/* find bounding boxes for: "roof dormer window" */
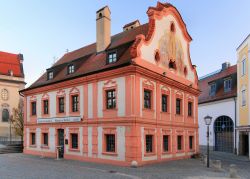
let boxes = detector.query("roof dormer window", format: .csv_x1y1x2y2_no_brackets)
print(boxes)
68,64,75,74
107,52,117,64
47,71,53,80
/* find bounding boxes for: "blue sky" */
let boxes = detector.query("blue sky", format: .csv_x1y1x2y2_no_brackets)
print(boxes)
1,1,250,86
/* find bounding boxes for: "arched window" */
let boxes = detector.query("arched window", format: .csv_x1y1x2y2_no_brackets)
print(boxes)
99,13,103,18
2,109,9,122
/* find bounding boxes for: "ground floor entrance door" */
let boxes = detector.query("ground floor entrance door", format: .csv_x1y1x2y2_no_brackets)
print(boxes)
239,132,249,156
214,116,234,153
57,129,64,158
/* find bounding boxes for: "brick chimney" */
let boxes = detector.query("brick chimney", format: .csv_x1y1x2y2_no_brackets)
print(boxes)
96,6,111,53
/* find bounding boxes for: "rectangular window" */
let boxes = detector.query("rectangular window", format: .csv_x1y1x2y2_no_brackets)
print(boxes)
242,90,246,106
163,135,169,152
162,94,168,112
224,78,232,92
72,95,79,112
209,83,216,96
43,133,48,146
189,136,194,150
176,98,181,115
177,135,182,150
71,133,78,149
31,133,36,145
31,102,36,116
145,135,153,153
106,134,115,152
43,100,49,115
68,64,75,74
58,97,65,113
48,71,53,80
188,102,192,116
107,52,117,64
144,90,151,109
106,90,116,109
242,59,246,76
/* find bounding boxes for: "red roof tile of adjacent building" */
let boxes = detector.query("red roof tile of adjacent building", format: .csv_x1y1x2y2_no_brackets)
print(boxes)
198,65,237,104
0,51,24,77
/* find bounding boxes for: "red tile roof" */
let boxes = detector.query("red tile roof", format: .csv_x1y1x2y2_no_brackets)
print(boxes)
0,51,24,77
27,23,149,90
198,65,237,104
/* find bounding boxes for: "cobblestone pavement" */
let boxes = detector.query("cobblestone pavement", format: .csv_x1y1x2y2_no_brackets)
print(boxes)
0,152,248,179
200,149,250,179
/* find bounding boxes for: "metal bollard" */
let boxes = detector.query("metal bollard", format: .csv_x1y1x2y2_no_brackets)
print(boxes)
229,164,239,178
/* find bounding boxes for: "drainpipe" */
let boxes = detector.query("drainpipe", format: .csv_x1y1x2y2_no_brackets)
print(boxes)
234,97,237,154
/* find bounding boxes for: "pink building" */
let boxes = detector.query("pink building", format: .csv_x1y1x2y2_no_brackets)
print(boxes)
20,2,200,166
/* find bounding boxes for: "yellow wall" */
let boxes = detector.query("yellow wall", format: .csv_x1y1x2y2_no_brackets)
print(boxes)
238,44,249,126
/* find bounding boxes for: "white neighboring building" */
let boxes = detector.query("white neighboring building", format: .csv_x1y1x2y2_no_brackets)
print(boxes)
198,63,237,153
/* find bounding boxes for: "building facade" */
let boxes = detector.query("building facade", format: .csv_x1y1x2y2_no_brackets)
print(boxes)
0,51,25,140
236,34,250,159
21,2,199,166
198,63,237,153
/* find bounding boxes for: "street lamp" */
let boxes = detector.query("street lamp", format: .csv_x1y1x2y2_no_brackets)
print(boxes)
204,115,212,168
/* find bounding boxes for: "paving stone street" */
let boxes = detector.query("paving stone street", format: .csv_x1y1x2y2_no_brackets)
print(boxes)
0,151,249,179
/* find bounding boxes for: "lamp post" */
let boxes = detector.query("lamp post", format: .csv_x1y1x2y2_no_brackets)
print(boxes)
204,115,212,168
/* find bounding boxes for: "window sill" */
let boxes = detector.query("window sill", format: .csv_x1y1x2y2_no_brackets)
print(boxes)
103,108,118,112
187,116,194,119
143,108,155,112
102,152,118,156
176,150,184,153
68,148,80,152
162,151,171,155
29,145,37,148
41,145,49,149
41,114,50,118
175,114,183,117
144,152,156,157
69,112,80,116
56,112,66,116
160,111,170,114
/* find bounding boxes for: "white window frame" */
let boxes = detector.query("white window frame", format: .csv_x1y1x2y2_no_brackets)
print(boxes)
68,65,75,74
224,78,232,92
242,89,246,106
209,83,216,96
48,71,53,80
242,59,246,76
107,52,117,64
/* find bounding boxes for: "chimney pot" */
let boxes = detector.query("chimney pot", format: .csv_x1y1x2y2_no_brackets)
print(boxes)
222,62,231,71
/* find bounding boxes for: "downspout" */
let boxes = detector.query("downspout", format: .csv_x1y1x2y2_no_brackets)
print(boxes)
234,97,237,154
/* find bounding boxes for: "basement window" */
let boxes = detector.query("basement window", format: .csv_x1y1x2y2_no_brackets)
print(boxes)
107,52,117,64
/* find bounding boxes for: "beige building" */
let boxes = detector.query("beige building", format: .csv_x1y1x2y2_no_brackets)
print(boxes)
0,51,25,141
